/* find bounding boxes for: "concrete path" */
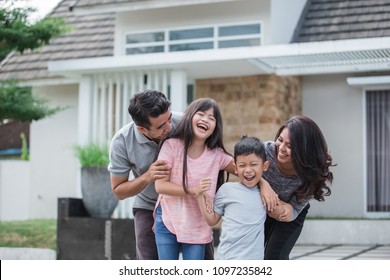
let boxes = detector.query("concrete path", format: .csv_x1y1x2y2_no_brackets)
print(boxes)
1,244,390,260
0,247,56,260
290,244,390,260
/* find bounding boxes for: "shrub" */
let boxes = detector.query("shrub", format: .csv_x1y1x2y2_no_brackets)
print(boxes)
74,143,109,167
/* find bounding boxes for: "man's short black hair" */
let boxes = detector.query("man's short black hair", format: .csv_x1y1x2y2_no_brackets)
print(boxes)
128,89,171,129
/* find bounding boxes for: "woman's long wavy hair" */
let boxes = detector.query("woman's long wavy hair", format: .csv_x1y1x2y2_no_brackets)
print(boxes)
275,115,335,202
170,98,230,194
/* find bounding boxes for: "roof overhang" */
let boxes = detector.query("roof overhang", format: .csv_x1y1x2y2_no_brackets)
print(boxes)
347,75,390,89
71,0,238,16
48,37,390,79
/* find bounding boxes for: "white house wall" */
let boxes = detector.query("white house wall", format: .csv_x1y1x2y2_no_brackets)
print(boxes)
114,0,271,55
0,161,30,220
302,74,364,218
29,85,79,219
270,0,307,44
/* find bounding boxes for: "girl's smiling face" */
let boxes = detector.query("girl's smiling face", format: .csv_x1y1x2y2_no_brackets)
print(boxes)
192,108,216,141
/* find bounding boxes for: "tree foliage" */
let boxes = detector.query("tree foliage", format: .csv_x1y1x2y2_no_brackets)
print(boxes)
0,80,64,122
0,1,69,123
0,0,68,61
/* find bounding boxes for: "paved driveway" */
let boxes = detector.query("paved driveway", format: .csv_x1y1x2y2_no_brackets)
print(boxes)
291,244,390,260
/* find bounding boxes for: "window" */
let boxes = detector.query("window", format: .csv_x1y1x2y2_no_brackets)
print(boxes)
125,22,262,55
366,90,390,212
125,31,165,55
218,23,261,48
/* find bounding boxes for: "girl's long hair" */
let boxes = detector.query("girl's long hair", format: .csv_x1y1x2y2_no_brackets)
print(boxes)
171,98,230,194
275,115,335,202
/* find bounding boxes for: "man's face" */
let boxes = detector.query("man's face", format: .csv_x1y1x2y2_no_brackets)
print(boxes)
138,111,173,142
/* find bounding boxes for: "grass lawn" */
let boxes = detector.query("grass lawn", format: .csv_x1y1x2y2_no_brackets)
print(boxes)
0,219,56,250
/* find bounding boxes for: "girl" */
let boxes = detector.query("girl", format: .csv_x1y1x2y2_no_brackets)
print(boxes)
154,97,235,260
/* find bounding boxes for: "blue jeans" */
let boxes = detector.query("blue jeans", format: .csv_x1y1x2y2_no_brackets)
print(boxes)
154,205,205,260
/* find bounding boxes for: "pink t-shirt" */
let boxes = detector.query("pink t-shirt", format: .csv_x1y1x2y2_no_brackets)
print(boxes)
156,138,233,244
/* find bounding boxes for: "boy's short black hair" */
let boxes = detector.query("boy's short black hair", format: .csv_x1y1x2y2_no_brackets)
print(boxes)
234,136,266,162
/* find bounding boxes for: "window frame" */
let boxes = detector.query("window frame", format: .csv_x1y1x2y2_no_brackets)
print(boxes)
124,21,262,55
364,89,390,218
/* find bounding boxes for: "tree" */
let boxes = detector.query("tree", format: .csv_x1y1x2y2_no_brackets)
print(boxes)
0,0,69,123
0,0,68,61
0,80,64,122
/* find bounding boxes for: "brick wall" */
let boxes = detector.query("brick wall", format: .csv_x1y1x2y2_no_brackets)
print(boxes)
196,74,301,154
0,120,30,150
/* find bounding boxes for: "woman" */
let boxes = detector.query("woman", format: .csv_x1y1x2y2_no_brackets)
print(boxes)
261,115,334,260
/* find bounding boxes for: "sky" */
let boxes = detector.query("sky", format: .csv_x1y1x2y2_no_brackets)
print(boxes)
12,0,62,22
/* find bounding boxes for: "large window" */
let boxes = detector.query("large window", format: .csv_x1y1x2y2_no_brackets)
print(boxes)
125,22,262,55
366,90,390,212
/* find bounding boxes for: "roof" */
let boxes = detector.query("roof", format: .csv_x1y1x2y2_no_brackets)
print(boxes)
75,0,150,7
1,0,390,81
292,0,390,42
71,0,237,16
0,0,115,81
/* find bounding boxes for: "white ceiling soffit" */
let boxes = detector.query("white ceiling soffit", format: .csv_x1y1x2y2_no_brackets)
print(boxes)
253,49,390,76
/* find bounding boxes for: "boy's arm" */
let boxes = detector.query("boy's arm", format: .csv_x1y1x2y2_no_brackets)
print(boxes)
196,193,221,226
267,201,293,222
258,178,279,211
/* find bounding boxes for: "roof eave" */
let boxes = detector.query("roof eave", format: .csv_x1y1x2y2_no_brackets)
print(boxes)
71,0,238,16
48,37,390,78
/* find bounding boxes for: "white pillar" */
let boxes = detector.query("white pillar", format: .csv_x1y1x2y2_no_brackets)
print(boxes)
170,70,187,112
78,76,93,145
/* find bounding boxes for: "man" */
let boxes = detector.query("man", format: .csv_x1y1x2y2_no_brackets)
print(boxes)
108,89,180,260
109,89,215,260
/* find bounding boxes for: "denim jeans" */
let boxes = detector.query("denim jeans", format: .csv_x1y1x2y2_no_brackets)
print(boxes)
154,205,205,260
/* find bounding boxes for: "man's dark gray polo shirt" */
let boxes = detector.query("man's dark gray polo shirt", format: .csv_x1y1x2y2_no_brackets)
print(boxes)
108,112,182,211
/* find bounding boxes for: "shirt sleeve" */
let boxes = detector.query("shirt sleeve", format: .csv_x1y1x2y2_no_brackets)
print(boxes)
157,139,175,167
108,134,132,177
219,148,234,170
288,194,311,220
213,185,226,216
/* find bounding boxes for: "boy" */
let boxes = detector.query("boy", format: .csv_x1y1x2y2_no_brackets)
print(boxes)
196,136,270,260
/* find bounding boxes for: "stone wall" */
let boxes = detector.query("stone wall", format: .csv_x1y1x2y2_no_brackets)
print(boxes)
196,74,302,154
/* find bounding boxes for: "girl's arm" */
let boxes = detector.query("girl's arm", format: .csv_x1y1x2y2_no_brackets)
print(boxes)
193,178,221,226
196,192,221,226
155,170,188,196
224,159,236,174
267,201,293,222
155,173,212,196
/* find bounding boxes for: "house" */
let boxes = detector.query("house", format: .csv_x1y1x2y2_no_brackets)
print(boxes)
1,0,389,238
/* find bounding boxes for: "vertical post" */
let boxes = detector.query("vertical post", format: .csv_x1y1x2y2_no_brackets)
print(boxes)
78,76,93,145
170,70,187,112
